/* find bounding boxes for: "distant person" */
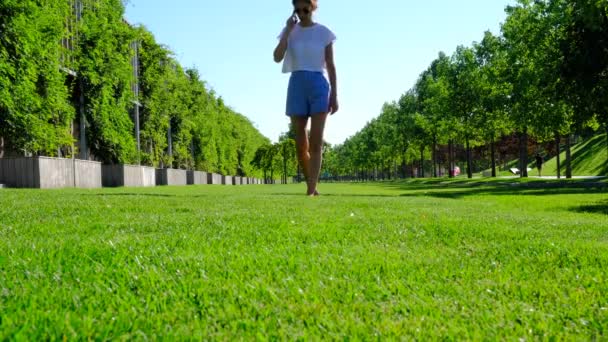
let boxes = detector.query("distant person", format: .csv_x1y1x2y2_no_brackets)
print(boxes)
535,153,543,177
273,0,339,196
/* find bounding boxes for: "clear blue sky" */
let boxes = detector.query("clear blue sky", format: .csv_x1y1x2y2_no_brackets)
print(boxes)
124,0,515,145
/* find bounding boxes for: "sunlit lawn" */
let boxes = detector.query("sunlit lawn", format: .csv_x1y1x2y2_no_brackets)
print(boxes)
1,179,607,339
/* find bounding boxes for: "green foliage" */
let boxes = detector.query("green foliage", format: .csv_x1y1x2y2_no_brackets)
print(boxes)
560,0,608,130
278,137,297,183
77,0,137,163
0,0,75,156
416,52,453,145
252,131,298,183
251,142,283,182
0,2,269,176
136,28,268,174
332,0,608,179
136,27,173,166
472,32,512,141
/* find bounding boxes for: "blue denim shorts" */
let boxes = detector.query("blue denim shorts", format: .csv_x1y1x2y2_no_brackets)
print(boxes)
286,71,330,117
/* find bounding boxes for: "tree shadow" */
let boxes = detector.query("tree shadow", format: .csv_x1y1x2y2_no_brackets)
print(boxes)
487,134,607,176
381,177,606,191
272,192,401,198
571,134,607,175
377,179,508,192
592,163,608,176
399,186,607,199
274,180,608,200
570,200,608,215
87,193,176,198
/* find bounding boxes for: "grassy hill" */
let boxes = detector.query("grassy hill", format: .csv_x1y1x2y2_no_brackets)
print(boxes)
480,134,607,177
542,134,607,176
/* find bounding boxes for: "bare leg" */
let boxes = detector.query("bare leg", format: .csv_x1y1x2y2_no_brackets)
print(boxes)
291,116,311,186
307,112,329,196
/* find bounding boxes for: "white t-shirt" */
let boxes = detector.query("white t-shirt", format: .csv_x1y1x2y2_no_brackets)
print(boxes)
278,23,336,74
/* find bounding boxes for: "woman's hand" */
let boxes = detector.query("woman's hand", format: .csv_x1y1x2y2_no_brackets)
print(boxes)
274,13,297,63
285,13,297,33
329,94,339,114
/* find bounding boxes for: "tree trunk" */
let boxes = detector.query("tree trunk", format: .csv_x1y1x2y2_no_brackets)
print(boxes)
519,130,529,178
605,124,608,168
555,132,561,179
394,160,398,180
490,135,497,178
432,135,437,178
420,146,425,178
297,164,301,183
466,137,473,179
79,80,88,160
565,134,572,179
167,120,173,167
448,139,454,178
402,147,408,178
283,146,287,184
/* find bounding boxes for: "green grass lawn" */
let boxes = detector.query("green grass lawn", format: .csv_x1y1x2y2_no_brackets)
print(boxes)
1,181,607,339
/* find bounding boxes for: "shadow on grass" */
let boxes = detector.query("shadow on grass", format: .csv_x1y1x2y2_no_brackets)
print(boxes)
570,200,608,215
570,134,608,175
367,177,606,199
273,181,607,200
399,187,607,199
273,192,401,198
89,193,176,198
381,177,605,189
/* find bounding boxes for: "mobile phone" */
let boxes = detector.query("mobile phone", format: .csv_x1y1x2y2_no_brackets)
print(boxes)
292,10,299,23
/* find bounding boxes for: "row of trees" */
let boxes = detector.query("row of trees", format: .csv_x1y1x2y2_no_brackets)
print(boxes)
327,0,608,179
0,0,269,177
251,132,298,184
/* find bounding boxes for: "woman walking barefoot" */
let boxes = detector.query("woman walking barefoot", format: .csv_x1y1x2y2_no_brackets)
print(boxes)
273,0,339,196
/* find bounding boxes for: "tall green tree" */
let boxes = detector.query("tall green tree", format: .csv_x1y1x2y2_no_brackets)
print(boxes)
503,2,538,178
560,0,608,168
473,32,513,177
415,53,452,178
277,137,297,184
77,0,137,163
448,46,483,178
0,1,74,156
396,92,420,177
